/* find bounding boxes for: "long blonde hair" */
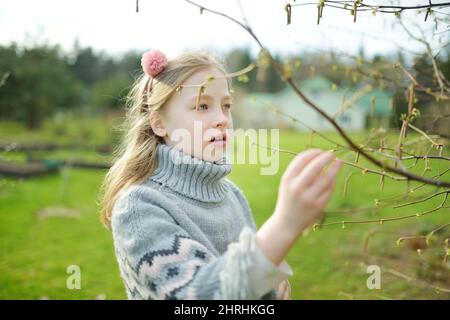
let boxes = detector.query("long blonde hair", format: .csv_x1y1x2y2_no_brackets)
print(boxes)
99,50,232,229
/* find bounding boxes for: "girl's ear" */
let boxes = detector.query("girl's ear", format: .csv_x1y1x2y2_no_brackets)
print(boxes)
150,114,167,138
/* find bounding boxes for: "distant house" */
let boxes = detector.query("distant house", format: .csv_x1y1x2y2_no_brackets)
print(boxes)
240,76,393,132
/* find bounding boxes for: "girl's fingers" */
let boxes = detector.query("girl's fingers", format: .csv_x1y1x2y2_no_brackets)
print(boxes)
315,180,335,205
278,279,287,291
282,149,323,181
284,280,291,300
284,290,291,300
307,159,343,197
276,280,288,300
293,151,335,187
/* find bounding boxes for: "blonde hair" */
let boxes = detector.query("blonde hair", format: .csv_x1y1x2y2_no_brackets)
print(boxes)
99,50,232,229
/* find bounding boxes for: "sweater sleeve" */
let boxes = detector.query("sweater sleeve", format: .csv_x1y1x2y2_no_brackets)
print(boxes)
225,178,294,286
111,186,293,300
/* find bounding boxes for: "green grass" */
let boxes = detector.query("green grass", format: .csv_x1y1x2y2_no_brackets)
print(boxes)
0,125,449,299
0,169,125,299
0,115,121,146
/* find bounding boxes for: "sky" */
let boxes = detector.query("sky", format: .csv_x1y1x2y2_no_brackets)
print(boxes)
0,0,449,61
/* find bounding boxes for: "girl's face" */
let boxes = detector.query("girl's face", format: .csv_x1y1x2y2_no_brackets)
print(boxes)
153,66,233,162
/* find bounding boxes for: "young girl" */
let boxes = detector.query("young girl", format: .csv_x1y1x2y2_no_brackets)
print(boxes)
100,49,343,300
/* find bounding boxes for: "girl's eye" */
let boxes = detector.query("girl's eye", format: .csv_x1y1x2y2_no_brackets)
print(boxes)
196,103,208,110
223,103,232,110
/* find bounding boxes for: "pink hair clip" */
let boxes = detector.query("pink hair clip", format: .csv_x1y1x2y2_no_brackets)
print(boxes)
141,49,168,77
141,50,168,103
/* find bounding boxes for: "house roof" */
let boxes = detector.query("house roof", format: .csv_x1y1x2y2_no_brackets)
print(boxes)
299,75,334,92
357,89,392,116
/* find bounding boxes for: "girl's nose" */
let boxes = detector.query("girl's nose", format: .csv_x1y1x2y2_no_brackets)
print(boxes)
212,108,229,128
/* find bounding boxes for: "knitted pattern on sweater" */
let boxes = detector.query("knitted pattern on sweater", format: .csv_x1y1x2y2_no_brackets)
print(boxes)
111,143,293,299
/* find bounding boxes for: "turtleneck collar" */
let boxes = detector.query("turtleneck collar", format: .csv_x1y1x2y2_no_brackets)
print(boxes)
148,143,232,203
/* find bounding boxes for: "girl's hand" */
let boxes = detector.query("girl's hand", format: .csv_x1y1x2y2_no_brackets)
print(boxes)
273,149,343,236
276,279,291,300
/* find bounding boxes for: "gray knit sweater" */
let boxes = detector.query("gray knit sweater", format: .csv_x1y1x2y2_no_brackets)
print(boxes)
111,143,293,300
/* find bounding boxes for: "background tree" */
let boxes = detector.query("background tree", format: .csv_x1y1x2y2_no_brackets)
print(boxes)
0,43,83,129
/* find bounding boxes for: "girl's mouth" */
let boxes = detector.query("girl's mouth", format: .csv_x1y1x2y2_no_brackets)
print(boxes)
209,133,227,147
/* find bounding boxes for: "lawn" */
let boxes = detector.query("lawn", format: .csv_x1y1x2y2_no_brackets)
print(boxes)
0,122,449,299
